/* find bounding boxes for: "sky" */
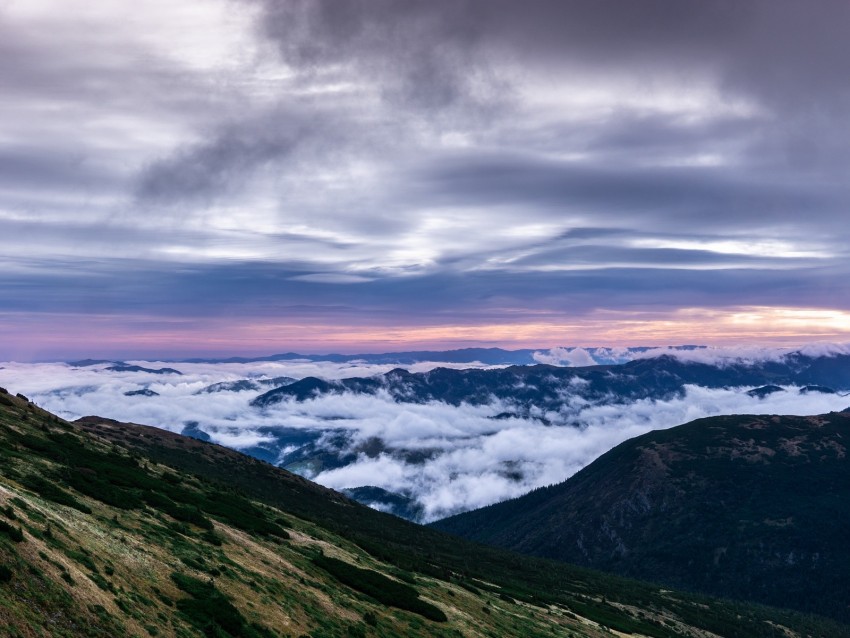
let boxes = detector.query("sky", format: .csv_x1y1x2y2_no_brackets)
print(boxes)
2,0,850,360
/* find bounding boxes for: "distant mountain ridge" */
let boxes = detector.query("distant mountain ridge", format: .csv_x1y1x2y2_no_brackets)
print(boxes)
194,376,295,395
69,360,184,375
251,351,850,418
433,411,850,623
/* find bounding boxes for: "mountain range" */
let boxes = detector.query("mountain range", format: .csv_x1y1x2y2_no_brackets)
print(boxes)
251,352,850,418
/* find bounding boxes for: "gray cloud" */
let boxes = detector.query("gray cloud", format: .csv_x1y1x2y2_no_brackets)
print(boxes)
3,1,850,356
249,0,507,112
244,0,850,113
135,104,350,203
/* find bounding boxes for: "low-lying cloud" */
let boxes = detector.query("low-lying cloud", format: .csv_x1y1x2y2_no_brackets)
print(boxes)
298,383,849,519
2,354,848,522
533,346,599,366
533,342,850,368
631,342,850,366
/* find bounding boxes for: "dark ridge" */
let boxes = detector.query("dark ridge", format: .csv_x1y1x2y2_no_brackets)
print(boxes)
433,412,850,623
123,388,160,397
746,384,786,398
252,352,850,416
106,364,183,375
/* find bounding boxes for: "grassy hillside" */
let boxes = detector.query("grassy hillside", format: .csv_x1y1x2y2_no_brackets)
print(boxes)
433,412,850,624
0,386,846,637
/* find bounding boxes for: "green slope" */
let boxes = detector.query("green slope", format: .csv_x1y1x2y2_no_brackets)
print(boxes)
0,386,846,637
433,412,850,624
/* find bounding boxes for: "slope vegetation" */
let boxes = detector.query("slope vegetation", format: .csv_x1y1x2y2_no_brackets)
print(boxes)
434,411,850,623
0,386,846,637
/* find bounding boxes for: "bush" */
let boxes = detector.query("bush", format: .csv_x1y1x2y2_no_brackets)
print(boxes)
313,554,446,622
145,492,214,530
0,565,12,582
201,530,223,546
347,624,367,638
170,572,276,638
64,549,97,573
19,475,92,514
0,520,24,542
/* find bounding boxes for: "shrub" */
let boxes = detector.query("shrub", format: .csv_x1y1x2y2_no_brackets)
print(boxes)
201,530,223,546
170,572,275,638
64,549,97,573
0,520,24,542
313,554,447,622
19,475,92,514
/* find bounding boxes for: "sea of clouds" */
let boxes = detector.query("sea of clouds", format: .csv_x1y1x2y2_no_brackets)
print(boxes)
2,347,849,522
533,342,850,367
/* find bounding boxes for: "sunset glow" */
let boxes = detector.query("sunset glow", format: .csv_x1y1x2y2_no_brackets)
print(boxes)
3,306,849,361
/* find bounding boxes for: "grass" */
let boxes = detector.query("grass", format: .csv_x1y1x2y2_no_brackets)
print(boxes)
0,397,846,638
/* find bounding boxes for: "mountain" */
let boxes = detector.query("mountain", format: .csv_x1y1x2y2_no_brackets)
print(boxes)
1,386,845,637
124,388,160,397
106,364,183,375
194,376,295,395
746,385,786,398
251,352,850,417
433,411,850,623
341,487,425,522
66,361,184,375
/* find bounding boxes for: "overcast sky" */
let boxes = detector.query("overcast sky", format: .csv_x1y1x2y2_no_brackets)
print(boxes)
2,0,850,360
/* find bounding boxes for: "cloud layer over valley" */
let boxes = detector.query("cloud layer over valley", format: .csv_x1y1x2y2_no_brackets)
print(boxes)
3,348,849,521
